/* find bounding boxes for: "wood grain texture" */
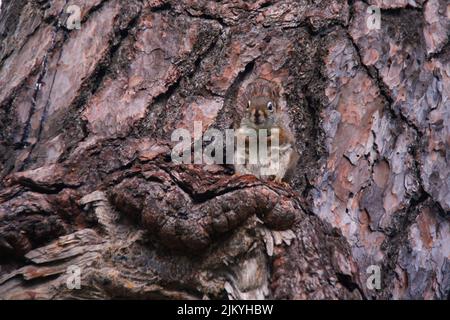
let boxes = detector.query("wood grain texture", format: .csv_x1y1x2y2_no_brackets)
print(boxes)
0,0,448,299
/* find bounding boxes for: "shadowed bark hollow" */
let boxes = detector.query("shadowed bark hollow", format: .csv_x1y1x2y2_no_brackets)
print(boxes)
0,0,448,299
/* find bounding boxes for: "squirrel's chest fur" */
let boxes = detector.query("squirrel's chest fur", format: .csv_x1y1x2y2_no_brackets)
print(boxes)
234,125,297,181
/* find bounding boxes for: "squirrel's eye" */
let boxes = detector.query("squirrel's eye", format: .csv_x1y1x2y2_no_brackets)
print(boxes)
267,101,274,111
247,101,251,109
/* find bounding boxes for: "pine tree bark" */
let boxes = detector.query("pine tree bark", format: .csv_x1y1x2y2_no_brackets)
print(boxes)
0,0,448,299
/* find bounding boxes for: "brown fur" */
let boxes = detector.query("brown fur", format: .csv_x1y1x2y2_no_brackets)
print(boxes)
235,79,299,182
244,78,281,104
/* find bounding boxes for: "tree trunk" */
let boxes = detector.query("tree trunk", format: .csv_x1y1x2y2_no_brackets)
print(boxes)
0,0,448,300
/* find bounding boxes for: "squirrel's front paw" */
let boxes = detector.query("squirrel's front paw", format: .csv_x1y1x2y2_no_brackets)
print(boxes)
274,176,291,188
274,176,283,183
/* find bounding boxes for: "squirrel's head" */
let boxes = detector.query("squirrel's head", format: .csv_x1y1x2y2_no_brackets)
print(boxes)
243,79,280,128
245,96,277,127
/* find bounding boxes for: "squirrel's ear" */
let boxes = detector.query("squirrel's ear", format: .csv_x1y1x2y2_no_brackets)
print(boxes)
270,85,280,100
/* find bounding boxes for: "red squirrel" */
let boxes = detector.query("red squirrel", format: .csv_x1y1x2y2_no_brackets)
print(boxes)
234,79,299,182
